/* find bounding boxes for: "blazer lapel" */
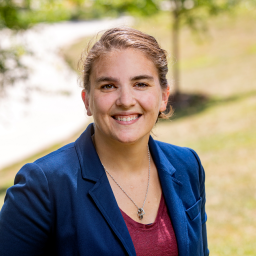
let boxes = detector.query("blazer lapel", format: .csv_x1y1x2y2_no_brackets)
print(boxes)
149,137,189,256
75,124,136,256
89,174,136,256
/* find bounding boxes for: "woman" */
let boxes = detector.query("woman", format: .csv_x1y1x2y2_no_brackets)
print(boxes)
0,27,209,256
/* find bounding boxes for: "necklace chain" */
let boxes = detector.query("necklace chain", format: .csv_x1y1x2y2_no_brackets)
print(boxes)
102,147,151,220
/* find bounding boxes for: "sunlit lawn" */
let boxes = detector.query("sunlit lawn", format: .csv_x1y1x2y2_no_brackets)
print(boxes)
1,7,256,256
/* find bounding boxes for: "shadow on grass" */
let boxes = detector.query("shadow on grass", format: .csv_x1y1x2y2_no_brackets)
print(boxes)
161,90,256,121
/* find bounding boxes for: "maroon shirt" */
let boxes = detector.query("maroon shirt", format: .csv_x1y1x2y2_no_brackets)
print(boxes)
120,195,179,256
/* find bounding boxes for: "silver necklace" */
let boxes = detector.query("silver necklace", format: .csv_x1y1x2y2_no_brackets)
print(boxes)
102,147,151,220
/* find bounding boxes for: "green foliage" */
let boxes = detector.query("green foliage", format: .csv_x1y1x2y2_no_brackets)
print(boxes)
19,2,70,25
0,0,29,30
93,0,160,17
168,0,242,31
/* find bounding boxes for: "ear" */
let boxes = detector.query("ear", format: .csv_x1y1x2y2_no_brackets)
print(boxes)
159,86,170,112
81,89,92,116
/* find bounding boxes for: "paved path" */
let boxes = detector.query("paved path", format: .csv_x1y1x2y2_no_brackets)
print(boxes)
0,17,133,170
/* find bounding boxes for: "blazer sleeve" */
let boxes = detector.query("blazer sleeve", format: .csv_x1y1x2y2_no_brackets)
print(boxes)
189,148,209,256
0,163,53,256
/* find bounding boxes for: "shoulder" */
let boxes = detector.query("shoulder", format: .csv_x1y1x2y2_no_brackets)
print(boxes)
14,142,80,196
155,140,195,157
153,139,205,188
155,140,202,169
13,125,95,194
28,142,80,177
35,142,76,167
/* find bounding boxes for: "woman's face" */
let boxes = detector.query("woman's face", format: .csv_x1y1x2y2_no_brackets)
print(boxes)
82,48,169,145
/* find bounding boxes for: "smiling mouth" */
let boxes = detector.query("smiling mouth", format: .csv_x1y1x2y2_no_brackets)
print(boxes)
112,115,141,122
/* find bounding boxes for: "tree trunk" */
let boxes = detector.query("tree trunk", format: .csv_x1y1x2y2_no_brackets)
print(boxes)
172,10,180,96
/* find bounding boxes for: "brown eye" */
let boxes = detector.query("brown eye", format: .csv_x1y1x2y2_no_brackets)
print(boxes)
101,84,115,89
135,82,148,88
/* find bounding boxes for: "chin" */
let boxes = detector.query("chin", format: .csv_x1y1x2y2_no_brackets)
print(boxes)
113,133,149,145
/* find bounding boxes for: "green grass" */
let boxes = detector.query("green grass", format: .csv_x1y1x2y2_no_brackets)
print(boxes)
1,8,256,256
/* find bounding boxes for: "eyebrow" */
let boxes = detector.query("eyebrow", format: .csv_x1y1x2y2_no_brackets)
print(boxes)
131,75,154,81
95,74,154,84
96,76,119,83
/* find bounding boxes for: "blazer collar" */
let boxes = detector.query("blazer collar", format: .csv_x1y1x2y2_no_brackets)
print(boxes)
75,124,188,256
148,136,176,176
74,123,105,181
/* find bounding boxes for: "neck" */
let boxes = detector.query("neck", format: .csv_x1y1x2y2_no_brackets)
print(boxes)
93,129,150,176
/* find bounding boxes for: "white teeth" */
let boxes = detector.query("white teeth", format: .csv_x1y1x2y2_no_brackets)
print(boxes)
116,115,139,122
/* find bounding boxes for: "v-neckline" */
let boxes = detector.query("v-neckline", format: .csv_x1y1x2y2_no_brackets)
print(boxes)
119,193,164,229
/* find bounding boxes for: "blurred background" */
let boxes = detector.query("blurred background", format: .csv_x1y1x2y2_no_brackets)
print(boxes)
0,1,255,255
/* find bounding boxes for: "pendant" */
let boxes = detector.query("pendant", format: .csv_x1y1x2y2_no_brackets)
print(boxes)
137,208,145,220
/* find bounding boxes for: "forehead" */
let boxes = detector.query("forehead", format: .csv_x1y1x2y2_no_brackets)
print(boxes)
90,48,158,81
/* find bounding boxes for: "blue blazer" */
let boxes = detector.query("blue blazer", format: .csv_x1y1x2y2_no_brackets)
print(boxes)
0,123,209,256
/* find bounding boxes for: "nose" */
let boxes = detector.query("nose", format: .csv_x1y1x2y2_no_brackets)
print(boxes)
116,85,136,108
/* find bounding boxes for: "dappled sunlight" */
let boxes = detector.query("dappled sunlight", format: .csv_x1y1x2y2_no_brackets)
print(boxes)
1,2,256,255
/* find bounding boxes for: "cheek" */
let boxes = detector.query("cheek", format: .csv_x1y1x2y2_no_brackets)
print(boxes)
140,92,162,111
90,94,114,115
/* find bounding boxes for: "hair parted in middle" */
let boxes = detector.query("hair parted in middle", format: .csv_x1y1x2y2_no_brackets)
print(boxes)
79,27,172,119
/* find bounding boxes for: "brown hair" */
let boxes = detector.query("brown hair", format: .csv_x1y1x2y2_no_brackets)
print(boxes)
79,27,172,119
